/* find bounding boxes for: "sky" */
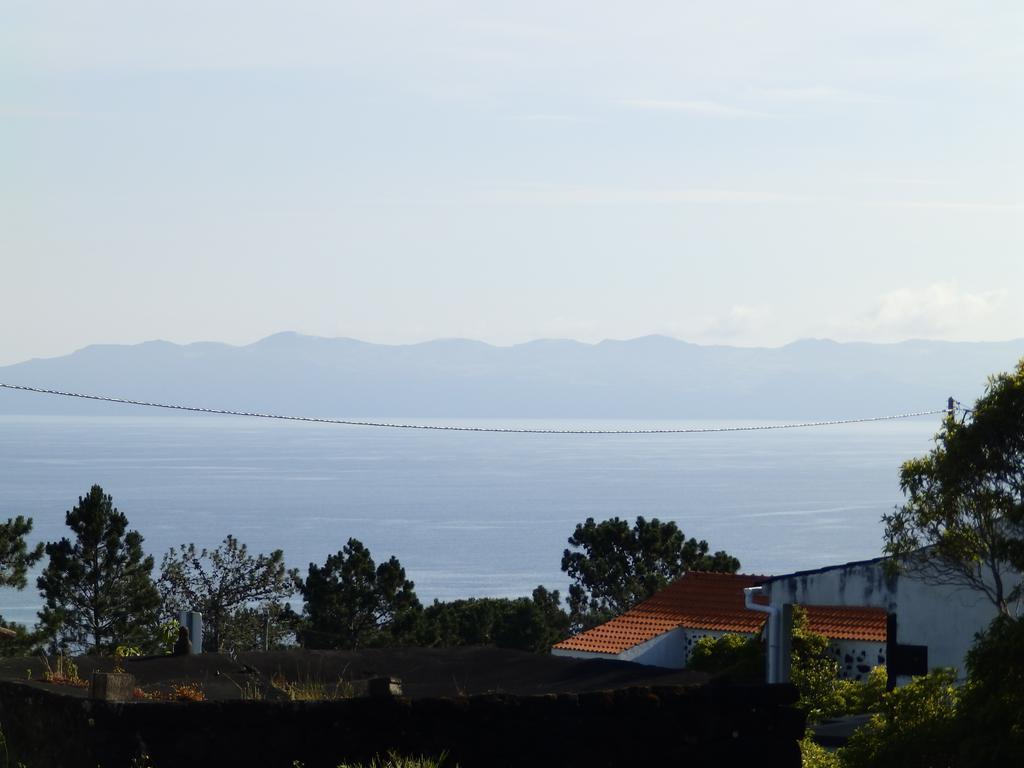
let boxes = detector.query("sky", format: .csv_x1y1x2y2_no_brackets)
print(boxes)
2,1,1022,367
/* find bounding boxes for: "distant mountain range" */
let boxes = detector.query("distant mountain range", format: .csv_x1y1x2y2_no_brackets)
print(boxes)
2,333,1023,419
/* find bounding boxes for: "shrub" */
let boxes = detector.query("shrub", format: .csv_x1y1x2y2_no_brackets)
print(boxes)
957,615,1024,767
839,668,961,768
687,633,763,678
800,735,840,768
790,607,847,722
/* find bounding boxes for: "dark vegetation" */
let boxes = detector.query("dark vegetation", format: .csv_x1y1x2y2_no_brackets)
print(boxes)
836,616,1024,768
36,486,161,654
0,486,737,656
158,535,297,652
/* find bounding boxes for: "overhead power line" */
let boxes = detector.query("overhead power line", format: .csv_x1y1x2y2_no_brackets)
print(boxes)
0,382,949,435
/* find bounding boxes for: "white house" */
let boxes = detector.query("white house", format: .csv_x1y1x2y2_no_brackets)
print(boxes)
757,555,1016,686
552,571,887,680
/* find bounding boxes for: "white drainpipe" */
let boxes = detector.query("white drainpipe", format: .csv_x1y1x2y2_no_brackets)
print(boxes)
744,586,781,684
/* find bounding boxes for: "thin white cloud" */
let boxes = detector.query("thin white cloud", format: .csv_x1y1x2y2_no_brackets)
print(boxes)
869,200,1024,211
511,113,580,123
753,86,876,103
860,283,1006,340
859,176,941,186
686,306,775,343
491,183,798,206
618,99,773,118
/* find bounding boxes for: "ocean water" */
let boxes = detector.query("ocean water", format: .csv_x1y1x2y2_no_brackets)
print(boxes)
0,414,942,626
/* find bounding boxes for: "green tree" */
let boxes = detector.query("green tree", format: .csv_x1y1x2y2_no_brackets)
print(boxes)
0,515,45,655
37,485,161,654
500,585,570,652
0,515,44,590
790,606,850,722
0,617,36,656
217,603,301,652
957,615,1024,767
418,586,570,654
883,359,1024,615
296,538,421,649
839,668,961,768
688,632,764,679
561,515,740,631
158,534,298,652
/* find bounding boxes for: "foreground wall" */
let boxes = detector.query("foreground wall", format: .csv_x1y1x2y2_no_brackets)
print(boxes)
0,680,804,768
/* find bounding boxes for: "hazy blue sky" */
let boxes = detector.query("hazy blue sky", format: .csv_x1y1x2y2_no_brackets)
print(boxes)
3,1,1021,366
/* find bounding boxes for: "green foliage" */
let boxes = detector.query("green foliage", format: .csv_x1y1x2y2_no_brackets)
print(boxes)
0,618,36,657
791,607,848,722
561,515,740,631
883,359,1024,614
0,515,57,655
800,735,841,768
684,617,885,722
218,603,300,652
687,633,764,679
158,534,299,652
847,664,887,714
957,615,1024,766
418,586,569,653
36,485,161,654
0,515,44,590
493,586,570,652
296,538,421,649
840,668,961,768
156,619,182,655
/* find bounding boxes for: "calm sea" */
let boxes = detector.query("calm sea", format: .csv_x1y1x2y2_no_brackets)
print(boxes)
0,414,941,626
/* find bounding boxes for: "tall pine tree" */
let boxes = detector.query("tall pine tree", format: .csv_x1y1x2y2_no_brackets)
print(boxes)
37,485,160,654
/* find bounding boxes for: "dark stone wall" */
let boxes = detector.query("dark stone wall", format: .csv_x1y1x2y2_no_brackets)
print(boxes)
0,680,804,768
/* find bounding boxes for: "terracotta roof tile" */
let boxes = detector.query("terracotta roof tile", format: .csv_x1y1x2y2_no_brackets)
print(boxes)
554,572,764,655
553,572,889,655
804,605,887,643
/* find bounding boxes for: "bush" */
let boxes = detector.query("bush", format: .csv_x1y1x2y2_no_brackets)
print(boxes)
957,615,1024,767
800,735,841,768
687,633,763,678
790,607,848,722
839,668,961,768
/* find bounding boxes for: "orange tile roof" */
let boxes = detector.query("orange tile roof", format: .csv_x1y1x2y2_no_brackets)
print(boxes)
803,605,887,643
553,572,888,655
553,572,765,655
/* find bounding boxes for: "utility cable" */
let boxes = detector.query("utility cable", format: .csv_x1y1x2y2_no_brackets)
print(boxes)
0,382,948,435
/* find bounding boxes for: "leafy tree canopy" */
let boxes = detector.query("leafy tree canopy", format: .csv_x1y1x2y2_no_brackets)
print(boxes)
0,515,44,590
957,615,1024,766
883,359,1024,614
296,538,421,650
840,668,962,768
417,586,569,654
37,485,161,654
159,534,298,652
561,515,739,631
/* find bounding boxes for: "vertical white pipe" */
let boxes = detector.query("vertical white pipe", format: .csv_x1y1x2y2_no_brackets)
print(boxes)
744,586,780,684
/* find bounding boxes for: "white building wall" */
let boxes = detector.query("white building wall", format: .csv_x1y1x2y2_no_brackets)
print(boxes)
827,639,886,681
765,560,1015,682
619,627,687,668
